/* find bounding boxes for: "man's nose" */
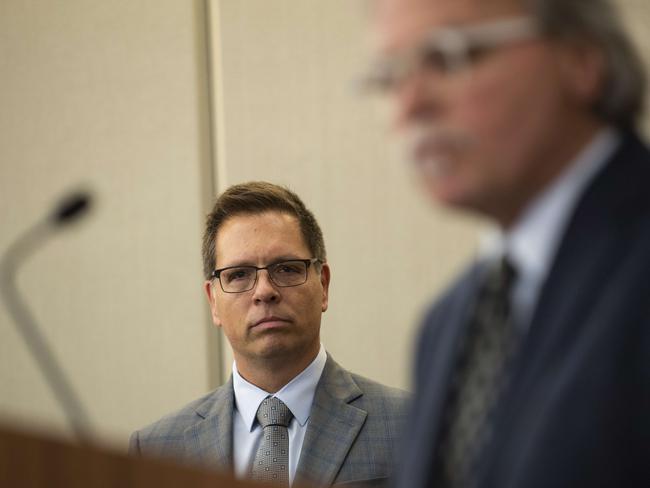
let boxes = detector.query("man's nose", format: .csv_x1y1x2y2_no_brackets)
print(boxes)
252,270,280,303
393,69,444,130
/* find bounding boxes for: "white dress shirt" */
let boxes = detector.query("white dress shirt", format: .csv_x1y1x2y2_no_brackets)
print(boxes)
232,345,327,486
481,128,621,329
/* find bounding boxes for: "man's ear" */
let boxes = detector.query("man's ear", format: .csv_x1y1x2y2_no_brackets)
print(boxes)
557,40,606,106
320,263,331,312
204,281,222,327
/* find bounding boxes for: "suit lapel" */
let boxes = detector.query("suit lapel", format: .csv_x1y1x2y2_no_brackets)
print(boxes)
294,356,367,488
183,377,234,472
410,265,486,487
424,264,486,427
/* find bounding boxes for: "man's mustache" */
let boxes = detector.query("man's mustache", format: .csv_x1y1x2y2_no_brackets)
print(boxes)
401,124,477,178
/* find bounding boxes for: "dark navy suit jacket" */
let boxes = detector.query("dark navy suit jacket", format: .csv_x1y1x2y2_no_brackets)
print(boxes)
396,131,650,488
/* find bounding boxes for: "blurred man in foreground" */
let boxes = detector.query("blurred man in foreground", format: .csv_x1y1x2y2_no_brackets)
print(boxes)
130,182,407,487
364,0,649,486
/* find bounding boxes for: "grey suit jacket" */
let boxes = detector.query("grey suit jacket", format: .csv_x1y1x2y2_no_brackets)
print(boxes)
130,355,409,487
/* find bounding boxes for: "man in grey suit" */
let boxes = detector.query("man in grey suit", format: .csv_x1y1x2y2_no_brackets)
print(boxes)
130,182,408,487
363,0,649,487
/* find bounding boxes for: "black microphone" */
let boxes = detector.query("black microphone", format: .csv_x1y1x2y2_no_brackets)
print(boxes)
0,190,94,443
51,192,91,225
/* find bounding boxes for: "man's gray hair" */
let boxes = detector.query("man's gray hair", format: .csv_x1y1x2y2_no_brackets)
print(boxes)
525,0,646,127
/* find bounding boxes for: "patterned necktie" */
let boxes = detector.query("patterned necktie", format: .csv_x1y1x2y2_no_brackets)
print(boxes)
251,396,293,486
436,257,518,488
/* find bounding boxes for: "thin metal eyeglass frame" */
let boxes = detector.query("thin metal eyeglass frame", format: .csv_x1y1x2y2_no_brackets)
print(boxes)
360,16,540,93
210,258,322,293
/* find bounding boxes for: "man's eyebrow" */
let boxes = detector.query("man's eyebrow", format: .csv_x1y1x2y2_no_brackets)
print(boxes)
216,255,304,269
270,255,304,263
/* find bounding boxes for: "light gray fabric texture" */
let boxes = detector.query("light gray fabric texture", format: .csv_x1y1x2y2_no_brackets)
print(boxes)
130,354,409,488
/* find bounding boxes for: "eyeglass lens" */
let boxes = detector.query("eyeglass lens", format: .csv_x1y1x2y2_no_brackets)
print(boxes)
219,260,309,292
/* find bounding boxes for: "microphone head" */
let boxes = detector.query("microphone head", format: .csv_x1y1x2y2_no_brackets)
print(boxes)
51,191,92,226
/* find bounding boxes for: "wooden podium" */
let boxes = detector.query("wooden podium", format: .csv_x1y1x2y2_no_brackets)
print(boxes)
0,426,260,487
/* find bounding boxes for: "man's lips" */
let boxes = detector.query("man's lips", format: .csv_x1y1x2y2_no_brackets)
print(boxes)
250,316,291,330
412,137,458,164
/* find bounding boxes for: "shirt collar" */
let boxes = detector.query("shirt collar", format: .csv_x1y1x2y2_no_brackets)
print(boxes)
232,344,327,431
505,128,620,281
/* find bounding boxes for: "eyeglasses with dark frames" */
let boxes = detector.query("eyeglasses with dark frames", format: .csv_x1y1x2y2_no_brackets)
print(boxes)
210,258,322,293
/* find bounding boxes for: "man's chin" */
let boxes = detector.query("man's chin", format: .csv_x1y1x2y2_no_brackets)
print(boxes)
252,335,319,364
426,183,506,223
422,176,468,207
251,336,301,360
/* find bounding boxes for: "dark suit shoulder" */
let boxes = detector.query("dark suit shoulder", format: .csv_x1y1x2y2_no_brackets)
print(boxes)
424,260,483,316
418,262,483,348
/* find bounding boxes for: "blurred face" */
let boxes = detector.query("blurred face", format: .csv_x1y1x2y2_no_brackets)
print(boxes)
204,211,329,368
371,0,604,226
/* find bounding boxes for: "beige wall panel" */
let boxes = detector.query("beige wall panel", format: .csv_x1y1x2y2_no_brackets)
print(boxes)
215,0,484,390
618,0,650,135
0,0,215,448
